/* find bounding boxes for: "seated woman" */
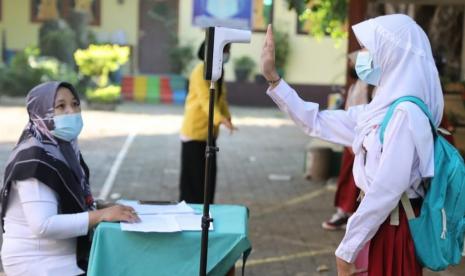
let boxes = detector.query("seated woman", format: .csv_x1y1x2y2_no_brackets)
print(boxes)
1,82,140,276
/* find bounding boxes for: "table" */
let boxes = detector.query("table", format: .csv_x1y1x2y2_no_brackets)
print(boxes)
87,204,251,276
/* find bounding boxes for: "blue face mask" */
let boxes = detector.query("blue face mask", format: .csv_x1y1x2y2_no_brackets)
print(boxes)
355,51,381,86
52,113,83,141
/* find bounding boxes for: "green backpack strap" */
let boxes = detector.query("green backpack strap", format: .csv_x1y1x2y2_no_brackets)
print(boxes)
379,96,437,145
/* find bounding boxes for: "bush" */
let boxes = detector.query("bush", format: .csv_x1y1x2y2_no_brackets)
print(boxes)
85,85,121,103
0,47,78,97
234,56,256,81
170,43,194,75
74,44,130,87
234,56,256,71
39,20,77,66
66,10,95,48
273,28,290,73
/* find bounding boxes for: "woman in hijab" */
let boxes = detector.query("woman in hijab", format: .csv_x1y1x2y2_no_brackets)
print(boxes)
1,82,139,275
261,14,443,276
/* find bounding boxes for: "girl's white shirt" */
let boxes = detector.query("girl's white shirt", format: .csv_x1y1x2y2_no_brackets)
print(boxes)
267,80,432,263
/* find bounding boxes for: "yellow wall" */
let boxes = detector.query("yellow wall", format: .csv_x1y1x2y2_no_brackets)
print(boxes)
0,0,139,49
178,0,348,85
0,0,40,50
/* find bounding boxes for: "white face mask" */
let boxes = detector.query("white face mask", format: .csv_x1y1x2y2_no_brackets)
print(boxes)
355,51,381,86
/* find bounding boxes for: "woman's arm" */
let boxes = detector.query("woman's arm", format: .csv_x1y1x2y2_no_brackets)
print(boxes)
17,178,139,239
17,178,89,239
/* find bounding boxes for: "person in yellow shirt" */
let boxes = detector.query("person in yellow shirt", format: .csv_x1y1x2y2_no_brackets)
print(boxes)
179,42,236,204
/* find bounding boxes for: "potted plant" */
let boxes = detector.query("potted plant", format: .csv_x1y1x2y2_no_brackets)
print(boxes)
234,56,256,82
74,44,130,110
85,85,121,110
273,28,290,78
170,43,194,76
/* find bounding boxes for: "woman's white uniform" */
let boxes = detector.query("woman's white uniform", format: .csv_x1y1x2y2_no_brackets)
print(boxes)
2,178,89,276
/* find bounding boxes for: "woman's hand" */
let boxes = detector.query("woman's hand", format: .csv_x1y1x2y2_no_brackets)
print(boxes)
221,118,238,134
260,24,280,84
89,204,140,229
336,257,358,276
95,199,116,209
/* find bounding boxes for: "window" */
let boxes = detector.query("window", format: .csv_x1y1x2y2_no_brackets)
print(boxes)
252,0,273,32
31,0,101,26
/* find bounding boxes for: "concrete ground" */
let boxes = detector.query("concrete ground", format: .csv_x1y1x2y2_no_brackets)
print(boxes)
0,102,464,276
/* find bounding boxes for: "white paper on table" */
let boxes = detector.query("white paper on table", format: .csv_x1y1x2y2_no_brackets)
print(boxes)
121,215,181,232
117,200,195,215
175,214,213,231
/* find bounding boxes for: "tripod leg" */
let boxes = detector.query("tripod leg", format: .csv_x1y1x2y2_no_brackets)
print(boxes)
199,81,217,276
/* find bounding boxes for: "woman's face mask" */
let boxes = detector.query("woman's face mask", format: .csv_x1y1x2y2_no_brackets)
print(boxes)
52,113,84,141
52,86,83,141
355,51,381,86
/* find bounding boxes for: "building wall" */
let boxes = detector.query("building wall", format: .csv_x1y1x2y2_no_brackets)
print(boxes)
0,0,347,85
0,0,139,49
178,0,348,85
92,0,139,46
0,0,40,50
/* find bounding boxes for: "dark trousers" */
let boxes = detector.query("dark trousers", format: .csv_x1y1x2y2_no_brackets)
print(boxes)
179,140,217,204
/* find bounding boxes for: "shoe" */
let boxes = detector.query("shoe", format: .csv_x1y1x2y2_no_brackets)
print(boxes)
322,211,349,231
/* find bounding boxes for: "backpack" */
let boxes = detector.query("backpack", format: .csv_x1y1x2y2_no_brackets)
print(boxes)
379,96,465,271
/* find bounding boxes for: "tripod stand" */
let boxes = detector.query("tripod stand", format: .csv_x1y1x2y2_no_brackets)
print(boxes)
199,81,217,276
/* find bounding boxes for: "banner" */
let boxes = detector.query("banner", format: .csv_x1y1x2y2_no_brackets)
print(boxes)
192,0,253,30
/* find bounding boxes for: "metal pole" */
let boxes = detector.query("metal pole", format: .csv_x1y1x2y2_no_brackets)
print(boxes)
199,81,217,276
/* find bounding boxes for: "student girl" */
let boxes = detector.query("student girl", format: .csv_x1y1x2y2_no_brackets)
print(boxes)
260,14,443,276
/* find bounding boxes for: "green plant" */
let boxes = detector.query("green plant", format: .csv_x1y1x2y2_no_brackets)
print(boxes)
286,0,348,43
273,28,290,74
39,20,77,66
234,56,256,81
0,46,77,97
74,44,130,87
234,56,256,71
86,85,121,103
169,43,194,75
66,10,96,49
30,56,78,85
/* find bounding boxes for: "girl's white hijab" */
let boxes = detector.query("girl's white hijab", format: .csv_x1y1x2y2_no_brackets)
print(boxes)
352,14,443,178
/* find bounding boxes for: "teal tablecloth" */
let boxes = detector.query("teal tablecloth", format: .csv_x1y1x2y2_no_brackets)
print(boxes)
87,204,251,276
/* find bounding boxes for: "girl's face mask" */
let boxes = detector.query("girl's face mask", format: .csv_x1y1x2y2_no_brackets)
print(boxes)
355,51,381,86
